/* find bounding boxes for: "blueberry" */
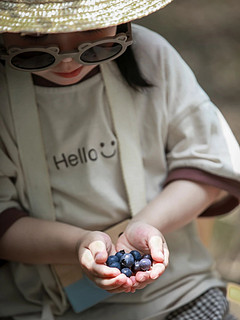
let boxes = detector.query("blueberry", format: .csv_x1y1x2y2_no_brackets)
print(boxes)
130,250,142,261
139,258,151,271
108,261,121,270
115,250,125,260
120,253,135,268
142,254,152,262
121,267,133,277
106,255,119,266
132,260,141,273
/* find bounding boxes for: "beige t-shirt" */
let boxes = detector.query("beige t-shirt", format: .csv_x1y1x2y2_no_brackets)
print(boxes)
34,70,226,320
1,24,240,319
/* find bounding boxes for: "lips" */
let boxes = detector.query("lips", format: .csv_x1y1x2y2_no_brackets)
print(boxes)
53,66,82,78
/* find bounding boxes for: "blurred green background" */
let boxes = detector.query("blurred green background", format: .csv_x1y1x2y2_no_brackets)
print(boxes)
137,0,240,284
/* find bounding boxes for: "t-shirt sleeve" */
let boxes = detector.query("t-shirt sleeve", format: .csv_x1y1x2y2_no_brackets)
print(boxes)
160,36,240,208
0,116,26,236
0,207,28,238
0,139,22,208
0,154,27,237
148,29,240,215
133,26,240,189
164,168,240,216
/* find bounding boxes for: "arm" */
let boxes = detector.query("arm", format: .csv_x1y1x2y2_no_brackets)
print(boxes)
116,180,221,291
0,215,133,292
128,179,222,235
118,180,222,258
0,216,88,264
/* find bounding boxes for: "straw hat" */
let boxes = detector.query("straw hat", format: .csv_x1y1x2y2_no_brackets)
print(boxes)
0,0,173,33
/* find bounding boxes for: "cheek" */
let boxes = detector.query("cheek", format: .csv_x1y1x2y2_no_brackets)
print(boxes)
32,69,61,84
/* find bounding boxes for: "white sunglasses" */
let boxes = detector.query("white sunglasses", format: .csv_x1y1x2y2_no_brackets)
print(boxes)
0,23,132,72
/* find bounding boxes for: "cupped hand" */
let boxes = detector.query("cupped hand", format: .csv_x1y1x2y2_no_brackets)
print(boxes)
77,230,132,293
116,221,169,292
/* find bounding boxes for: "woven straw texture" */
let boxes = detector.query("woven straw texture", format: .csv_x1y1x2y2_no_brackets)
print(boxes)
0,0,173,33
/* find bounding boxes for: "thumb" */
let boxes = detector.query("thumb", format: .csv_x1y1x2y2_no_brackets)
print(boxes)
88,233,112,264
148,235,165,263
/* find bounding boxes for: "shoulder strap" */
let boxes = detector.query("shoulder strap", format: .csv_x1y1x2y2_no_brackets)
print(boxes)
5,63,147,314
5,66,56,220
101,63,147,215
5,66,68,317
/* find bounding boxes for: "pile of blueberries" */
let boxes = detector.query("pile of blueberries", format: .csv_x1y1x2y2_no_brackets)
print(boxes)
106,250,153,277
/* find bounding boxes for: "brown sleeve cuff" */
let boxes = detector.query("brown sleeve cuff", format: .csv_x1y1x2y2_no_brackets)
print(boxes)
0,208,28,238
164,168,240,217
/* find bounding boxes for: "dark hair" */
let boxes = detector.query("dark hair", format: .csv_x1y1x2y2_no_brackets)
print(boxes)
115,23,152,91
115,46,152,91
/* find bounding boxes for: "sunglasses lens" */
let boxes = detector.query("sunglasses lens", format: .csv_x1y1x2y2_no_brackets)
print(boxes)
80,43,123,63
11,51,55,70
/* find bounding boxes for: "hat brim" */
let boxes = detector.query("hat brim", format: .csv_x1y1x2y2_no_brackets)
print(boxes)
0,0,173,33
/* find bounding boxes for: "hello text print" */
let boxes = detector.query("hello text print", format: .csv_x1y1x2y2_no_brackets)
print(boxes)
53,140,117,170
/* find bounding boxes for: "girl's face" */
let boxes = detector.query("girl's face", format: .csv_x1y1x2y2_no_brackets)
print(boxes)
2,26,117,86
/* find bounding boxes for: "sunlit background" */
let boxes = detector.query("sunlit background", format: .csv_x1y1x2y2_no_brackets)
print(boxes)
136,0,240,285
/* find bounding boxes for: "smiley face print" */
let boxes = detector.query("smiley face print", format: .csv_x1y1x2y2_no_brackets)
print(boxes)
100,140,117,158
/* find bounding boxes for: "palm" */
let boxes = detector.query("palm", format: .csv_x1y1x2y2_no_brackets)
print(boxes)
115,221,168,292
116,221,168,264
116,231,149,254
116,221,156,254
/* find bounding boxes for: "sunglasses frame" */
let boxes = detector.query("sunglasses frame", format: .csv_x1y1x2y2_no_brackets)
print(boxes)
0,23,132,72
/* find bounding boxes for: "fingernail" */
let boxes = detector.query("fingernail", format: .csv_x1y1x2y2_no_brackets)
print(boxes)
156,251,164,262
151,273,158,280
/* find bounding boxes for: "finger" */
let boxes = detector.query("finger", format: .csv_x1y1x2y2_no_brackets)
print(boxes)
95,273,129,291
89,240,109,263
135,271,150,283
148,235,164,262
163,241,169,267
132,277,152,291
80,248,95,270
132,282,149,291
79,248,110,277
107,277,133,293
130,275,137,286
91,264,121,278
149,263,165,280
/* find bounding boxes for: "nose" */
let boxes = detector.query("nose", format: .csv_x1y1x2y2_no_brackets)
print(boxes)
61,57,73,63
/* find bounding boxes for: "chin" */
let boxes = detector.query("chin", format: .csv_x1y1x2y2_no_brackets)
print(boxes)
34,65,97,86
50,76,83,86
36,72,85,86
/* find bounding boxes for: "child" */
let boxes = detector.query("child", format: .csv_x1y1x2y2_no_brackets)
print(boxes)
0,0,239,319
